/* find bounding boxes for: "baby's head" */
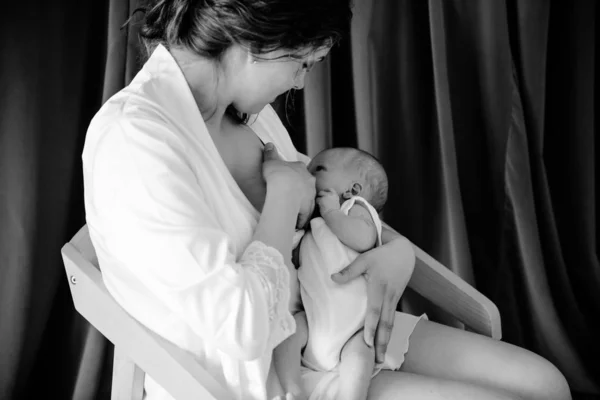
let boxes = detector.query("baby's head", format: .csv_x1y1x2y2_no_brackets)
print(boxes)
307,147,388,212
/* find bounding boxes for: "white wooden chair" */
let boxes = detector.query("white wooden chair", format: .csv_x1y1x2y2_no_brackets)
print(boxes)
61,225,501,400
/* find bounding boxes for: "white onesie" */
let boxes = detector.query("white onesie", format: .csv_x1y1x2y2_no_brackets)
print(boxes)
298,196,424,379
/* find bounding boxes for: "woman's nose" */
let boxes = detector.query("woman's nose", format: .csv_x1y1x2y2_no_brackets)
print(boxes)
294,78,306,90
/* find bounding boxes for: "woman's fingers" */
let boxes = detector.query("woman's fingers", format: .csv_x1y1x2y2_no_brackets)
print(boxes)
364,275,385,348
330,254,368,283
263,142,283,160
374,290,399,363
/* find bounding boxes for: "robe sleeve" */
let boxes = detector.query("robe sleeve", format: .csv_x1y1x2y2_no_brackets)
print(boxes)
85,116,295,361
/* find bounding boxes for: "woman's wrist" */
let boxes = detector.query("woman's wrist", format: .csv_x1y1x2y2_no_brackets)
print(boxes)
265,180,302,211
252,182,302,267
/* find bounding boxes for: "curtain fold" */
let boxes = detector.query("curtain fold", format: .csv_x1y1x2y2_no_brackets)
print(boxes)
426,0,474,285
0,1,140,398
504,62,596,391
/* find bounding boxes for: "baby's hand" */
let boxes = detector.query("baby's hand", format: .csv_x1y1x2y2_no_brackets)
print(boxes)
316,189,340,215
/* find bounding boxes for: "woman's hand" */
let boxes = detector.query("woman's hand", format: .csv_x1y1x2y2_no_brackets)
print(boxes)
262,143,316,229
331,236,416,363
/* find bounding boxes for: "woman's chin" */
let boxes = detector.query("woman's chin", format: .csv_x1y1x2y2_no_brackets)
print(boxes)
236,102,268,115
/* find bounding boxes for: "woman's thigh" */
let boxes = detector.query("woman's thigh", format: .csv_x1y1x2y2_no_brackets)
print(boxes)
399,319,571,400
368,370,517,400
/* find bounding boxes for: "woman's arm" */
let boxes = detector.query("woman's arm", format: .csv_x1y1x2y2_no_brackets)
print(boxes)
332,220,415,363
256,143,315,267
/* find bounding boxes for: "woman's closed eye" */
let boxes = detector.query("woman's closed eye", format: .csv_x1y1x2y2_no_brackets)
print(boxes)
315,165,326,171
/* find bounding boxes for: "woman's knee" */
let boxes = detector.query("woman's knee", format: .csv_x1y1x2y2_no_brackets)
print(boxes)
503,348,571,400
403,321,571,400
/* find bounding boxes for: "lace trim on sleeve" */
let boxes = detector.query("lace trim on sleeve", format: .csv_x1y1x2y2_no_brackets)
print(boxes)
241,241,296,347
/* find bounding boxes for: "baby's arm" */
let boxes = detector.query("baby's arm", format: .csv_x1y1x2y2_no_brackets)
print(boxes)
337,329,376,400
273,311,309,400
317,190,377,252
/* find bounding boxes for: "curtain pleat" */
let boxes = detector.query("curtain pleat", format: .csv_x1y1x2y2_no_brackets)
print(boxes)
504,64,597,391
426,0,474,284
349,0,375,154
0,0,110,398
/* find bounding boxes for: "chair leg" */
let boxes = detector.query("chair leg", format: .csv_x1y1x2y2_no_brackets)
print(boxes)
111,345,145,400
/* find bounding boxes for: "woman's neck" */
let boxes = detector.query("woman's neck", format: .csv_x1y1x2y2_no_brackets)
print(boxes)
170,47,234,128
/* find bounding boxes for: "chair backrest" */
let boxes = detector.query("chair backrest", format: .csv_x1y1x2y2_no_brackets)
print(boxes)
61,225,230,400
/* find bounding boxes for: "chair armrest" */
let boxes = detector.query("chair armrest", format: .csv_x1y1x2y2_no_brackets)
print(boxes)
407,245,502,340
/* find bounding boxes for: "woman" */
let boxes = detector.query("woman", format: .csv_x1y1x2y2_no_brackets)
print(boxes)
82,1,571,399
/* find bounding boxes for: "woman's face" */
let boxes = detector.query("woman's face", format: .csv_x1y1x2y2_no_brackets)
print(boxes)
232,46,331,114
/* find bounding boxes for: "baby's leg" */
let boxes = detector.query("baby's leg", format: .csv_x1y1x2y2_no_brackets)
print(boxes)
338,329,375,400
273,311,309,400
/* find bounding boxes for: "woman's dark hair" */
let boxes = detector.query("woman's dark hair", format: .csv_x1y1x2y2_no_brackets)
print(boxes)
138,0,352,58
130,0,352,123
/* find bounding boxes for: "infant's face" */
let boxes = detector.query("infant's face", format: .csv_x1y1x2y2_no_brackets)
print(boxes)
307,150,356,197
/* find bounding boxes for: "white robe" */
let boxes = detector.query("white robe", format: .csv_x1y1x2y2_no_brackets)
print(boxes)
82,44,309,400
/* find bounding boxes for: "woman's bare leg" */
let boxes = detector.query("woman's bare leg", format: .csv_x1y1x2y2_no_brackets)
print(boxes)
368,370,519,400
399,319,571,400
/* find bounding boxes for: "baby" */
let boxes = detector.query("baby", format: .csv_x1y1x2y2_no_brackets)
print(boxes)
274,147,401,400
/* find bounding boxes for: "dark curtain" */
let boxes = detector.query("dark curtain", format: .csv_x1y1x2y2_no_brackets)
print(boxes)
0,1,141,398
0,1,598,400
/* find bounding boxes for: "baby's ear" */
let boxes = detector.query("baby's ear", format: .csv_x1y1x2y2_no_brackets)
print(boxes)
350,182,362,196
